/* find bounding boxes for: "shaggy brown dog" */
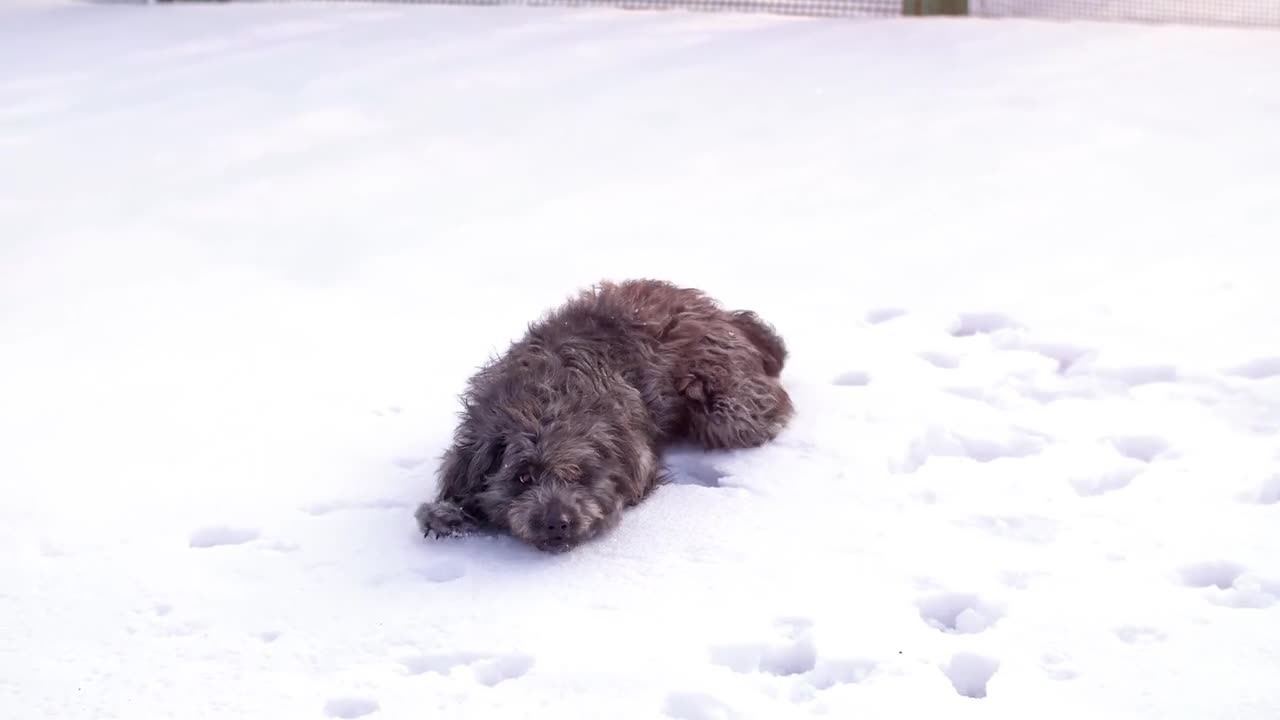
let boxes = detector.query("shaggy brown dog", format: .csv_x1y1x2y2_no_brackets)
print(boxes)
414,278,792,553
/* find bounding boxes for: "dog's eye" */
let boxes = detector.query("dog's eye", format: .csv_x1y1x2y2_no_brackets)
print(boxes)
518,473,532,484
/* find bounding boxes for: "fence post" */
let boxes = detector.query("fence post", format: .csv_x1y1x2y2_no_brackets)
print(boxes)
903,0,969,14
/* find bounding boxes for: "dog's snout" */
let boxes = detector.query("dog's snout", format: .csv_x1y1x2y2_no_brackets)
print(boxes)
542,504,571,542
544,518,570,541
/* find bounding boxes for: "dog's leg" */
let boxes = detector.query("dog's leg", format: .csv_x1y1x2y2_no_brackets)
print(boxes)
414,500,483,539
679,369,793,450
415,433,502,540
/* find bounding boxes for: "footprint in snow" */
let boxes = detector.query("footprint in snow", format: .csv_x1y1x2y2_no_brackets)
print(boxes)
1039,651,1078,681
392,456,426,470
188,525,259,548
832,369,871,386
402,651,486,675
942,652,1000,699
917,350,960,369
916,592,1005,634
1068,464,1143,497
1084,363,1179,387
1225,356,1280,380
709,617,817,677
1179,560,1247,590
865,307,907,324
1177,560,1280,608
401,651,534,686
948,311,1022,338
1107,435,1171,463
991,336,1095,373
800,658,877,692
664,447,731,488
472,654,536,687
1114,625,1167,645
324,697,379,719
708,617,876,701
413,560,467,583
896,425,1047,473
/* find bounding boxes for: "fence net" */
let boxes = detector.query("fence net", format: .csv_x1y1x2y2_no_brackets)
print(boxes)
200,0,1280,28
379,0,900,18
973,0,1280,26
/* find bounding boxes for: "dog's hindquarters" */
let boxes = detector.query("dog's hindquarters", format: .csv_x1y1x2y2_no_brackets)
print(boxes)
668,311,794,450
680,369,793,450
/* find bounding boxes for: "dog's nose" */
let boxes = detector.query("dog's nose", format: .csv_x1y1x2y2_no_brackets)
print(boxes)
542,507,571,542
544,518,569,541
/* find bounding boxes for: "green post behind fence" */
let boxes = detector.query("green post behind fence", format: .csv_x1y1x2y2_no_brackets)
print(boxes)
903,0,968,14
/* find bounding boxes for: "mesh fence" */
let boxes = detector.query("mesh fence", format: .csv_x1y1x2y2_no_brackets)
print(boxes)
179,0,1280,28
220,0,902,18
367,0,901,18
973,0,1280,26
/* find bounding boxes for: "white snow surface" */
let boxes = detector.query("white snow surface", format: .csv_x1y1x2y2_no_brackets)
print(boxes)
3,3,1280,719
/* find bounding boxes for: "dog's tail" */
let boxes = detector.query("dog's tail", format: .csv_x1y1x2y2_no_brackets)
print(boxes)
730,310,788,377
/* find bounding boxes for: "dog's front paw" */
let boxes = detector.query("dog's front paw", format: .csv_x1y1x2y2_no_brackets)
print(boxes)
414,501,479,539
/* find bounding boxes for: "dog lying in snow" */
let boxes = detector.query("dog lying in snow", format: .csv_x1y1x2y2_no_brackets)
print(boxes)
415,278,792,553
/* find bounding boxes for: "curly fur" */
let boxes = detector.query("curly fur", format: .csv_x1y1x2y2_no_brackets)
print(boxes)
414,278,793,553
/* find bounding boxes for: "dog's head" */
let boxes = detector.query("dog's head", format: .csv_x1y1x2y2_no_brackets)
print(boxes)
457,364,651,553
506,481,611,554
477,425,624,554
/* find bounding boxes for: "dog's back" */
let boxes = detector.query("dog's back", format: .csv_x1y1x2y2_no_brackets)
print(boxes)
592,279,788,378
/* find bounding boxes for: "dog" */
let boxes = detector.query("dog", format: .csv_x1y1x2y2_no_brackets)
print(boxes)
414,278,792,553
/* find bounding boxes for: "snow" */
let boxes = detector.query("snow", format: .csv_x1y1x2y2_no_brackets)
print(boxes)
2,2,1280,719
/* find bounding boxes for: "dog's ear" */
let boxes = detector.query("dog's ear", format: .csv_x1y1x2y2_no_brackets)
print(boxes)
437,434,506,499
465,438,506,481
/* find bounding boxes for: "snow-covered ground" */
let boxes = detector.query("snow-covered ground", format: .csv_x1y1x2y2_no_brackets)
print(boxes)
2,2,1279,719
